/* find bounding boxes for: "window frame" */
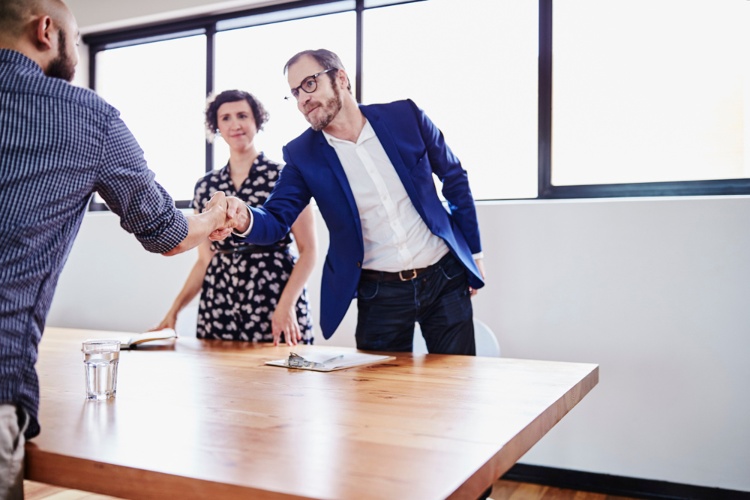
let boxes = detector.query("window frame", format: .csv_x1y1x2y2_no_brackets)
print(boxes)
538,0,750,199
83,0,750,211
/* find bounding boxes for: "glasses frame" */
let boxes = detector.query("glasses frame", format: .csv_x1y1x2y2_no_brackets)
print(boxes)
287,68,336,100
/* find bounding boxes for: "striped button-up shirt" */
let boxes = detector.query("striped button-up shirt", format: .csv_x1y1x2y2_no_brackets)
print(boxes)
0,49,188,438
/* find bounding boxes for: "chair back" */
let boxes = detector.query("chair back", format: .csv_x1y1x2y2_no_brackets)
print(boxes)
413,318,500,357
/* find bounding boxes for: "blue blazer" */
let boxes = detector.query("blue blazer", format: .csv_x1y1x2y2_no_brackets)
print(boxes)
245,99,484,338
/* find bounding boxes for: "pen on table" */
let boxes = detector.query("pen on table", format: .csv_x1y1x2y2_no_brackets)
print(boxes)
322,354,344,364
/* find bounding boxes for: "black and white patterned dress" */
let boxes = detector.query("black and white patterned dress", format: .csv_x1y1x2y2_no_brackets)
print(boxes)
192,153,313,343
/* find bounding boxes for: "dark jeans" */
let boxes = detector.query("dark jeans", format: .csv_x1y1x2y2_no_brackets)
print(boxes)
355,253,475,354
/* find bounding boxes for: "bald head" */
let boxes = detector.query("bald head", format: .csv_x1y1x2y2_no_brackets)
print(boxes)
0,0,79,81
0,0,74,43
1,0,38,38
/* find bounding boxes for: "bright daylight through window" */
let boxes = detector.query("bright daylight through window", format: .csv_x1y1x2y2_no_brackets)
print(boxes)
95,36,206,204
87,0,749,205
213,12,356,173
552,0,749,187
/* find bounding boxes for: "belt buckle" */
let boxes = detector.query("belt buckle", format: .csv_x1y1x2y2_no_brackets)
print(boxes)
399,269,417,281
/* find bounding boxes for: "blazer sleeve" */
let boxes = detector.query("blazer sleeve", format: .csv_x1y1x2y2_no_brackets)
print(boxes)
245,150,313,245
409,99,482,255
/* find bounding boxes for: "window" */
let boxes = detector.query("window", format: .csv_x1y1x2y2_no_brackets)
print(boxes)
214,12,356,167
84,0,750,206
541,0,750,197
94,35,206,207
363,0,538,200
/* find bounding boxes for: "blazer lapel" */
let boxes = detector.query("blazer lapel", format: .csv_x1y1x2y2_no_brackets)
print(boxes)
361,106,427,220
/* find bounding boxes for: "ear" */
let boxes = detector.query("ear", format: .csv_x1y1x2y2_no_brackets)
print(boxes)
336,69,348,88
34,15,55,51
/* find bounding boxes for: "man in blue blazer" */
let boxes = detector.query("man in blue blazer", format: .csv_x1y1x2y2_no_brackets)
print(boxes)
219,49,485,354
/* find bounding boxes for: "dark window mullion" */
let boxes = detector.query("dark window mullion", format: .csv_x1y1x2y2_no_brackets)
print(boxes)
538,0,552,199
355,0,364,103
205,26,216,178
545,179,750,199
87,45,105,211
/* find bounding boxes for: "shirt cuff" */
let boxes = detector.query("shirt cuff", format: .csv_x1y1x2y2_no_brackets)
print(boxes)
472,252,484,260
232,205,253,238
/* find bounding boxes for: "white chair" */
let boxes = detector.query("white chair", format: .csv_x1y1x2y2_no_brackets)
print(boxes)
413,318,500,357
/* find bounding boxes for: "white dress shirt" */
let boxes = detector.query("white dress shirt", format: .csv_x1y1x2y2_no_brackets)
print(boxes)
323,120,449,272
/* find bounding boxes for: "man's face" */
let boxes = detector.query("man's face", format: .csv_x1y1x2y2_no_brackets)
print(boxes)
287,55,342,132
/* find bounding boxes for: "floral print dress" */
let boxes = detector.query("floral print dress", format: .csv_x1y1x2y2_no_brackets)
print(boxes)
192,153,313,343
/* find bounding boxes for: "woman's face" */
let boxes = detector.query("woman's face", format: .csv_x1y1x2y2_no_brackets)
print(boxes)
216,100,258,152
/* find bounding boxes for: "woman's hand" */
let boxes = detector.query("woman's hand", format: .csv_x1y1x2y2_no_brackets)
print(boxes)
270,204,316,345
149,311,177,333
271,305,301,346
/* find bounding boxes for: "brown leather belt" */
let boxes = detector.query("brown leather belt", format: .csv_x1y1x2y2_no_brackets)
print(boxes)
359,262,438,282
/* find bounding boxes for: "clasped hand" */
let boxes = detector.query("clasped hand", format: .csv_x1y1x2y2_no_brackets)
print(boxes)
204,193,250,241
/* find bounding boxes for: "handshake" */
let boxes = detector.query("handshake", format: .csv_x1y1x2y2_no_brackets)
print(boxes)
203,192,251,242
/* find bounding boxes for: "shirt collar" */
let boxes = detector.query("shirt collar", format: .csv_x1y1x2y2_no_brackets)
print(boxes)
0,49,44,76
322,119,376,147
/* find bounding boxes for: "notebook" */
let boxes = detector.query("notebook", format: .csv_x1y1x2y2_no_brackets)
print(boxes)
113,328,177,349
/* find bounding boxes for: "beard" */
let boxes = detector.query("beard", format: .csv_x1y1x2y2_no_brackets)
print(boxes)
307,83,342,132
46,30,76,82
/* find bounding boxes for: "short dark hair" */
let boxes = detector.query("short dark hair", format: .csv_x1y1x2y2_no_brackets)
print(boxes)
283,49,351,92
204,89,269,142
0,0,37,37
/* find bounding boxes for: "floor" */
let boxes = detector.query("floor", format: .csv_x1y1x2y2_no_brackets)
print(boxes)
491,479,641,499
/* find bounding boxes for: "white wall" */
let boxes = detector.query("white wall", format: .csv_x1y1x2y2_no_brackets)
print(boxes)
47,0,750,493
48,198,750,492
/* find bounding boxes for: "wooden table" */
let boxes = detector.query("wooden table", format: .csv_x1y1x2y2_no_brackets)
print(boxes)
27,327,598,499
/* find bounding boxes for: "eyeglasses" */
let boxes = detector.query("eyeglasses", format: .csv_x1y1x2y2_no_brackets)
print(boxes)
286,68,335,100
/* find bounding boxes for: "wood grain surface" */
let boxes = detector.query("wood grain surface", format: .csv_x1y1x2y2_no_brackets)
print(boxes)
26,328,598,500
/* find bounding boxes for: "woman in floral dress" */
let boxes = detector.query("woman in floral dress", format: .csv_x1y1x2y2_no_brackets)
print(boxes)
154,90,316,344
